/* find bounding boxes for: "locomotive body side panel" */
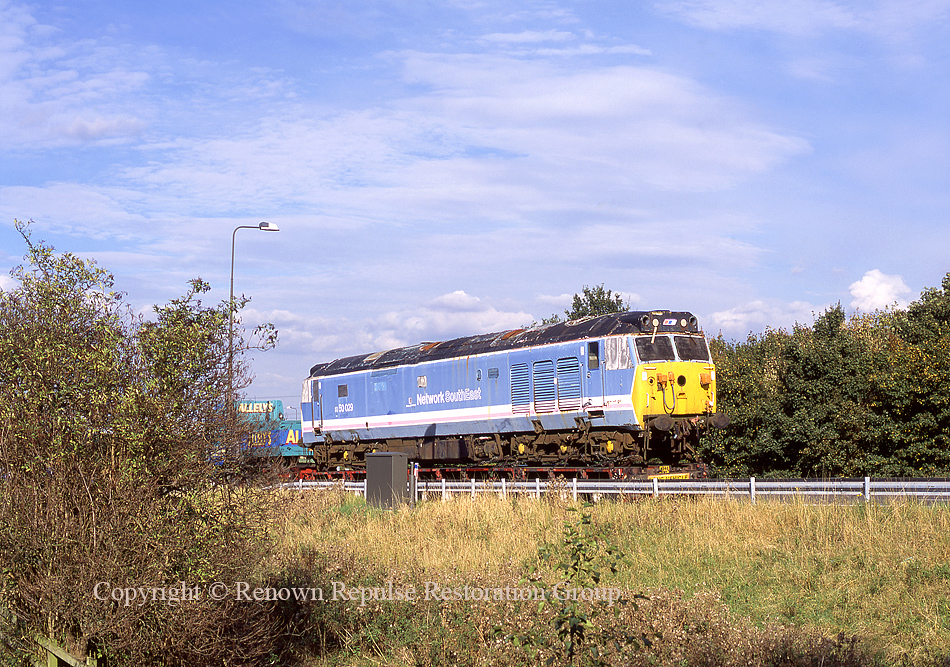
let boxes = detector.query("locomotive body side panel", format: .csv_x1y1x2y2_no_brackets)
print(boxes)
304,335,650,444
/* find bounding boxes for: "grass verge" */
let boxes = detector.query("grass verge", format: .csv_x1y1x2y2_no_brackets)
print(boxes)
269,489,950,666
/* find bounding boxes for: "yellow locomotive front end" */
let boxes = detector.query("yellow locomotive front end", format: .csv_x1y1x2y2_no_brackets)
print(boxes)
633,360,717,419
629,328,729,462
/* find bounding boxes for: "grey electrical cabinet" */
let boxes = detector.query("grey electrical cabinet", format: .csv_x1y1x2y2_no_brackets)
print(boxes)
366,452,410,509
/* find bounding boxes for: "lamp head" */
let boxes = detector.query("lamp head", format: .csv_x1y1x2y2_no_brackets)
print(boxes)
258,221,280,232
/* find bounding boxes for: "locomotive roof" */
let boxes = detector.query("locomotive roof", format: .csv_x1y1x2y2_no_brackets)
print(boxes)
308,310,701,378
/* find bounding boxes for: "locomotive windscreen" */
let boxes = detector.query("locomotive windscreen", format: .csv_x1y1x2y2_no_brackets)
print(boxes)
633,336,676,362
674,336,711,362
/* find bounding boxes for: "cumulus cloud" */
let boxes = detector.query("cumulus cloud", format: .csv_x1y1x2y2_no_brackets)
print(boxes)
849,269,911,311
255,291,533,360
429,290,484,312
375,292,532,344
241,293,537,397
0,1,833,404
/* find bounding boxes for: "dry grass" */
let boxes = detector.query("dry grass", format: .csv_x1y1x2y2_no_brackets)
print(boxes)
270,490,950,665
273,489,565,577
597,497,950,661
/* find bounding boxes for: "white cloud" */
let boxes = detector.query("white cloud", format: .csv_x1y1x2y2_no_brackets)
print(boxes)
656,0,857,34
656,0,950,37
396,55,809,192
533,44,652,57
62,115,146,141
255,290,534,355
1,0,894,405
32,52,807,241
482,30,575,43
118,55,806,218
375,293,533,343
429,290,484,311
707,299,819,337
0,2,151,149
536,292,573,307
0,184,152,239
849,269,911,311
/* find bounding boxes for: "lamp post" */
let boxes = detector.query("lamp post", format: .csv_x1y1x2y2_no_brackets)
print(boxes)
228,221,280,414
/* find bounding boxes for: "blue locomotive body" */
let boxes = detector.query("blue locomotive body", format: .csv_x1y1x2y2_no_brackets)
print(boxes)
300,311,727,468
303,340,631,441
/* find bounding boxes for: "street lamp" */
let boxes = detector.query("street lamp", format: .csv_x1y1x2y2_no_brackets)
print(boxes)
228,221,280,412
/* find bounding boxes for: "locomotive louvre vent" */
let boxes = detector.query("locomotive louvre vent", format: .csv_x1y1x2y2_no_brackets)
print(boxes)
511,363,530,414
556,357,581,411
533,360,556,413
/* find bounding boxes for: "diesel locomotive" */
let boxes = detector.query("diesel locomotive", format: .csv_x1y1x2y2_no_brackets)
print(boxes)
299,310,728,474
301,310,728,474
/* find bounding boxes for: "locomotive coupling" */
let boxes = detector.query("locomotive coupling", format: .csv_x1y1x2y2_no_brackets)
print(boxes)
648,413,729,431
649,414,674,431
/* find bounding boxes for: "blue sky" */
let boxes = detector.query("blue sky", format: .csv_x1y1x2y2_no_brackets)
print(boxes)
2,0,948,408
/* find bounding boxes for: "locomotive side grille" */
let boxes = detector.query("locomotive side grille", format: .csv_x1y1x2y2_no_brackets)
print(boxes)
533,360,556,413
511,363,530,413
557,357,581,411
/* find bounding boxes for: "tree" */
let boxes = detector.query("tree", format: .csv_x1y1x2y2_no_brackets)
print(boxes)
871,273,950,475
543,284,630,324
700,278,950,479
701,306,895,477
0,221,284,665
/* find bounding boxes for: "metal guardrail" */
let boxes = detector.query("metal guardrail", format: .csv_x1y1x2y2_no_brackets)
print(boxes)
280,476,950,503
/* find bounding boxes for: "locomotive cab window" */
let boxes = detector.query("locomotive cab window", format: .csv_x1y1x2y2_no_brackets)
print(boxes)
587,342,600,370
674,336,711,362
633,335,675,362
337,384,348,398
604,337,633,370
